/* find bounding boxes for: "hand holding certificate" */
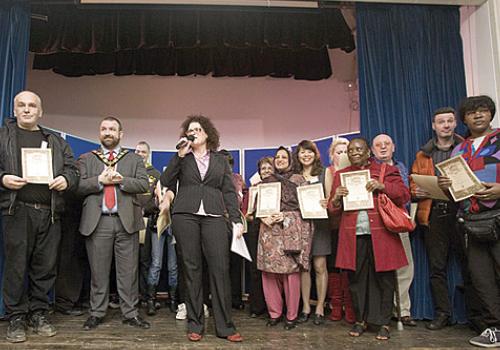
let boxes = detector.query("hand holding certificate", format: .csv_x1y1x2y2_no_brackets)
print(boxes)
256,182,281,218
435,155,485,202
157,210,171,239
22,148,53,184
231,228,252,262
297,183,328,219
340,170,374,211
410,174,449,201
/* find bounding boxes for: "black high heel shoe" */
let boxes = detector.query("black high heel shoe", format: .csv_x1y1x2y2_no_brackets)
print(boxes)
296,312,310,323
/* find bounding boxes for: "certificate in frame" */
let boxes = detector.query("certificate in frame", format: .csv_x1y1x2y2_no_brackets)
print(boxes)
256,182,281,218
297,183,328,219
340,169,374,211
21,148,53,184
435,155,485,202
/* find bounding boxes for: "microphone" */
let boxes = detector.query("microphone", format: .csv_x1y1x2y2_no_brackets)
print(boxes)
176,134,195,150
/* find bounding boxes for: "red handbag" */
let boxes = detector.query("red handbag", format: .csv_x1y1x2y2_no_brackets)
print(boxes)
377,163,416,233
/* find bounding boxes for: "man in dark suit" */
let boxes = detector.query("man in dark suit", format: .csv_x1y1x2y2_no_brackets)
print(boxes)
77,117,150,330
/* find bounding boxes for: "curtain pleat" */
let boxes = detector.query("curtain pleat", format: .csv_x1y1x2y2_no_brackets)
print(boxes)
0,0,30,317
356,3,467,323
30,5,354,79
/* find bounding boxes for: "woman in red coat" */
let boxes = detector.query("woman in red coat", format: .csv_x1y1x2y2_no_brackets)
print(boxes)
330,138,409,341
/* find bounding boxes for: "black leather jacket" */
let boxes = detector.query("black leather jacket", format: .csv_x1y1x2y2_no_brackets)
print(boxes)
0,118,79,217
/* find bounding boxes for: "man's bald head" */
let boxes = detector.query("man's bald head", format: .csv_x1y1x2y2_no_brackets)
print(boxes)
371,134,395,163
13,90,43,131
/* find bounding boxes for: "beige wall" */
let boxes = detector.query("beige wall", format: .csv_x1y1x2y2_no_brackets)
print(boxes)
461,0,500,126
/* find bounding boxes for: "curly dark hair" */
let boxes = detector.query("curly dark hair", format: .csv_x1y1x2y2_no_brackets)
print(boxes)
293,140,323,177
180,115,220,152
458,95,496,122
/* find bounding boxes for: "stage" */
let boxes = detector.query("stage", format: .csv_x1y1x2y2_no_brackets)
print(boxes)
0,307,477,349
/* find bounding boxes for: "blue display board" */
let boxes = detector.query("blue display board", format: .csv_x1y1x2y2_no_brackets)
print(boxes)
66,135,99,158
152,151,177,172
62,132,360,186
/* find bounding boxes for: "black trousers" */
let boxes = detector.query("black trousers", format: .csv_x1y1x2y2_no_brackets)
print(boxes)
348,235,395,326
2,205,61,319
55,210,88,310
139,223,152,296
423,202,458,316
453,223,487,333
244,220,266,315
230,252,243,307
467,237,500,328
172,213,236,337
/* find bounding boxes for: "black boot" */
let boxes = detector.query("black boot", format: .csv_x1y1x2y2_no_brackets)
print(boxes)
169,287,178,313
146,285,157,316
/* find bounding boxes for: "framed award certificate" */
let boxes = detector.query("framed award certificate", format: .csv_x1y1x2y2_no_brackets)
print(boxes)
256,182,281,218
435,155,485,202
297,183,328,219
21,148,53,184
340,170,374,211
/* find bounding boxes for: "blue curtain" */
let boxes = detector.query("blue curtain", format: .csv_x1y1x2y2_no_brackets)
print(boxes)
0,0,30,317
356,4,468,323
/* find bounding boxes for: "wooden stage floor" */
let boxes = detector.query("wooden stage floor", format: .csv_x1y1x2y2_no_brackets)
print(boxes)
0,307,477,349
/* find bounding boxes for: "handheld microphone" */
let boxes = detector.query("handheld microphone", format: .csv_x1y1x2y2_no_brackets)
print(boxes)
176,134,195,150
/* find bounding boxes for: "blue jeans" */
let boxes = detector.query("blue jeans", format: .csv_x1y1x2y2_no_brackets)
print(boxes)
147,227,178,289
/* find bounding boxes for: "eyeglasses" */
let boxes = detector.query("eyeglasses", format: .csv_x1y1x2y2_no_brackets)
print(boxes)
187,127,203,133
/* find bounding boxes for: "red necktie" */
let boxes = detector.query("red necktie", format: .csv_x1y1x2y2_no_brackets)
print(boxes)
104,151,116,210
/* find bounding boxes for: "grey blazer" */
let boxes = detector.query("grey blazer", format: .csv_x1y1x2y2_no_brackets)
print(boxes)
160,152,241,224
77,150,149,236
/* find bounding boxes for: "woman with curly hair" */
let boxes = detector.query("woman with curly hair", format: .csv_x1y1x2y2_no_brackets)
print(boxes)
160,115,243,342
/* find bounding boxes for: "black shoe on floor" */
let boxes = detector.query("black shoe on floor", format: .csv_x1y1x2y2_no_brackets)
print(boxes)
146,299,157,316
297,312,310,323
55,305,84,316
169,300,178,313
83,316,103,331
6,317,27,343
313,314,325,326
28,312,57,337
284,319,296,330
266,317,281,327
426,314,449,330
122,316,151,329
232,302,245,310
401,316,417,327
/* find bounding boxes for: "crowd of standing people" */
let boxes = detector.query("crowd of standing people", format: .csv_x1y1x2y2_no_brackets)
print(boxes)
0,90,498,347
